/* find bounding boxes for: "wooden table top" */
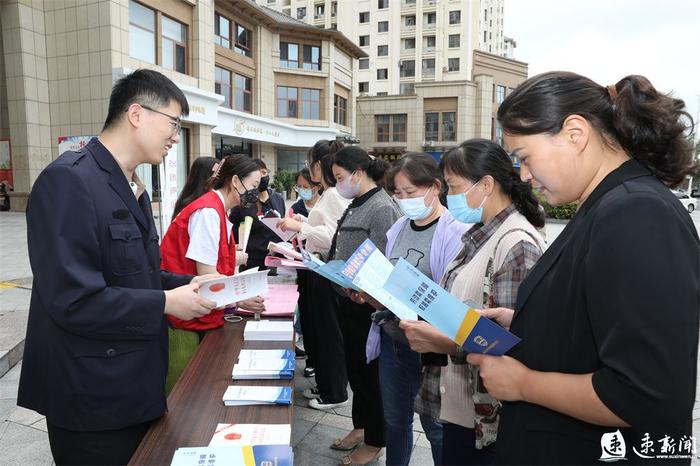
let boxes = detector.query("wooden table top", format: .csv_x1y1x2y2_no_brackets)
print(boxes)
129,318,294,466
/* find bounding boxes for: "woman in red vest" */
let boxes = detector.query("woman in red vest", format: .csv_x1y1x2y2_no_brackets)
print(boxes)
160,154,265,392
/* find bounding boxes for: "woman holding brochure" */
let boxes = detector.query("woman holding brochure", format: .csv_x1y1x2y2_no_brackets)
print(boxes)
463,73,700,465
160,154,266,392
277,140,351,388
322,146,401,465
399,139,545,465
353,153,469,465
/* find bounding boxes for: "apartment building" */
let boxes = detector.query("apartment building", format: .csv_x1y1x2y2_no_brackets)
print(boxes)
0,0,364,211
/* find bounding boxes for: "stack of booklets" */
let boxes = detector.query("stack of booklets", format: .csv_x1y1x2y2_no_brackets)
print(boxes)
232,350,295,380
209,423,291,446
170,445,292,466
243,320,294,341
222,385,292,406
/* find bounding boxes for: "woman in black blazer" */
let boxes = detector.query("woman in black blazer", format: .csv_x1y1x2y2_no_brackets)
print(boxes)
467,72,700,465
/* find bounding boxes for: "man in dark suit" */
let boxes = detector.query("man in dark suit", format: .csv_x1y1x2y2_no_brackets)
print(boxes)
18,69,217,465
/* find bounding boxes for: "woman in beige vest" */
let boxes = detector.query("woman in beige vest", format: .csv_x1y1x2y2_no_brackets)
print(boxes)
400,138,545,465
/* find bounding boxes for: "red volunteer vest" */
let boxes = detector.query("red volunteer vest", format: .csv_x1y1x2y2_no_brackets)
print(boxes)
161,191,237,331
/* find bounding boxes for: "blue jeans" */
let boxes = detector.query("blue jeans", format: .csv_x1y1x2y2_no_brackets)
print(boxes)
379,329,443,465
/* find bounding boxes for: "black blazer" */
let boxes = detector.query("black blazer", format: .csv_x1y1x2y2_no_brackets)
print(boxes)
497,160,700,465
17,139,192,431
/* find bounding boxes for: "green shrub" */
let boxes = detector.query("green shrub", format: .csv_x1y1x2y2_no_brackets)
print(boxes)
534,191,577,220
271,170,296,197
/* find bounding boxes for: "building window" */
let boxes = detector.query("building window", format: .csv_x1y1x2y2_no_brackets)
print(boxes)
376,114,407,142
301,88,321,119
215,66,231,108
235,74,252,112
378,0,389,9
399,59,415,77
404,15,416,26
377,45,389,56
448,57,459,72
214,13,230,48
494,118,503,146
377,92,388,96
448,34,460,48
235,23,252,57
359,82,369,93
334,94,347,126
129,1,156,64
449,10,461,24
483,30,487,42
377,68,388,80
424,112,439,141
359,58,369,69
378,21,389,33
403,37,415,49
399,83,415,95
297,7,306,19
280,42,299,68
277,86,298,117
359,35,370,47
162,16,187,73
315,4,324,18
303,45,321,70
422,58,435,77
442,112,456,141
376,115,390,142
496,85,506,104
360,11,370,23
424,35,436,50
425,12,436,25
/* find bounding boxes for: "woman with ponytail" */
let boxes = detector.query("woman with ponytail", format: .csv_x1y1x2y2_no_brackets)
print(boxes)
160,154,266,392
399,138,545,465
464,72,700,465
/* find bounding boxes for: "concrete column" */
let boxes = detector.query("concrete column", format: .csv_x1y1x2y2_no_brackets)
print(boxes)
473,74,494,140
192,0,214,92
191,124,213,159
2,0,52,211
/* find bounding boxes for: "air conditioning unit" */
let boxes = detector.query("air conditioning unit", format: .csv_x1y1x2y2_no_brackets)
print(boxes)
423,140,435,147
442,66,449,72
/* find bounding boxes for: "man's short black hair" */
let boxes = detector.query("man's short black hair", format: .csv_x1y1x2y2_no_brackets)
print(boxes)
102,69,189,131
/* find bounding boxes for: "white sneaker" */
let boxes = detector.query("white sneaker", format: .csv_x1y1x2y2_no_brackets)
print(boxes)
309,397,349,410
303,388,321,399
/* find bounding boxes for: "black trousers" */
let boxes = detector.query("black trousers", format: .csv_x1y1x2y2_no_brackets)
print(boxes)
296,268,316,367
335,294,386,448
310,275,348,403
442,422,496,466
47,419,154,466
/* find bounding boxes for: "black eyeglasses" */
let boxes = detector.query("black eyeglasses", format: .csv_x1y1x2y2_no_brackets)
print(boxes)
140,105,182,135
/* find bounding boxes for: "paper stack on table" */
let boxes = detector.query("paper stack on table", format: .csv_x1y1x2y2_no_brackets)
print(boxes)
232,357,295,380
222,385,292,406
170,444,293,466
209,423,291,446
235,284,299,318
243,320,294,341
237,349,295,360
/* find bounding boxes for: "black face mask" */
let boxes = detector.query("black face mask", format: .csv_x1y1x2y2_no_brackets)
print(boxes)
236,178,260,208
258,175,270,193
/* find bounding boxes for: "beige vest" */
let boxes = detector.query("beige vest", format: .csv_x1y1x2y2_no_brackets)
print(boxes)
438,211,544,427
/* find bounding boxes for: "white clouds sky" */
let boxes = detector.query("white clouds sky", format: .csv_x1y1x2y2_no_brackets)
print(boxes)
504,0,700,132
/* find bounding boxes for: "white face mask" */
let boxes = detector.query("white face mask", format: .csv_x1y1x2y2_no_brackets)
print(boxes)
336,171,361,199
396,186,434,221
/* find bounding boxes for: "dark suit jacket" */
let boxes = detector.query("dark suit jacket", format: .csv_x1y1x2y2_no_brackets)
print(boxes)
17,138,192,431
497,160,700,465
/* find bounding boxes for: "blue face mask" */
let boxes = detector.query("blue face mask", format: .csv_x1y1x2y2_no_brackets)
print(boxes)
296,187,314,201
447,180,488,224
396,187,434,221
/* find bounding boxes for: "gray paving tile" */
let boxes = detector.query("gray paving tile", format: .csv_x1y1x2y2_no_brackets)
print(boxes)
409,444,435,465
31,417,48,432
294,405,326,423
0,399,17,423
414,432,431,449
294,424,352,460
316,412,355,431
0,421,52,466
293,446,344,466
6,406,43,426
290,418,315,447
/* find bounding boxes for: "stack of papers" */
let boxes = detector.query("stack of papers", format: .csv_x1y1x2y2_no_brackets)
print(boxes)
243,320,294,341
264,256,308,269
209,423,291,446
237,349,295,360
232,358,295,380
171,445,292,466
222,386,292,406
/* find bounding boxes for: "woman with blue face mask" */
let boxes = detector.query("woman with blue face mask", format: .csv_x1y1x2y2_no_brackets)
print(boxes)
290,168,321,217
351,152,469,466
400,139,545,466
